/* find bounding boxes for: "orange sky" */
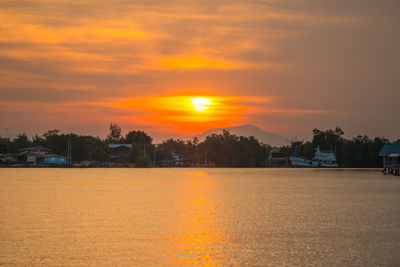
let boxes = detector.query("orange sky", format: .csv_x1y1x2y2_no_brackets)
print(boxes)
0,0,399,140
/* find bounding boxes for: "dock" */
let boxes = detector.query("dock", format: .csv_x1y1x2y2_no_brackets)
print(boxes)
379,140,400,176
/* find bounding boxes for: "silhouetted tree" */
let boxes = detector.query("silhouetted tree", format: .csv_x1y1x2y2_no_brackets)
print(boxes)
124,130,154,166
0,137,14,153
125,130,152,144
0,125,392,167
107,123,122,143
13,133,31,151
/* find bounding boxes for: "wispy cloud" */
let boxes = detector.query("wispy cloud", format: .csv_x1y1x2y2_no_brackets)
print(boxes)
0,0,398,138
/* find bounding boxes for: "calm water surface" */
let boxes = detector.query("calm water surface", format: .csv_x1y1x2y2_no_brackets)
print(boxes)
1,168,400,266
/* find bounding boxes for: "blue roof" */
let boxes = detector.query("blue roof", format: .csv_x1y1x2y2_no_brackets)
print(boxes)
393,140,400,154
379,140,400,156
379,144,394,156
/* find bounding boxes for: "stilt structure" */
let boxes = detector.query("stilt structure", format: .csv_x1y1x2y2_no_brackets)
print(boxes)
379,140,400,176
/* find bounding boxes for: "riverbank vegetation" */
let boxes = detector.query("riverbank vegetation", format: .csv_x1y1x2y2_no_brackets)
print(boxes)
0,124,391,167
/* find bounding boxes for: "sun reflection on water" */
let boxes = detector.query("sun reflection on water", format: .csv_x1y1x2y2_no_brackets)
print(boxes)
165,171,229,265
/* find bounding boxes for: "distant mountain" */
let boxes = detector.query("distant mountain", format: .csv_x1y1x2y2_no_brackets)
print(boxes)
196,124,288,147
149,132,191,144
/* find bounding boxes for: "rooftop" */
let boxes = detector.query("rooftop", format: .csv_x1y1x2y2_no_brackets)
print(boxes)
20,146,50,151
379,140,400,156
108,144,132,149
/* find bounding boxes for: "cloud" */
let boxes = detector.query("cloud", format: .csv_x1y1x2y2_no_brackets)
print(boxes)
0,0,399,139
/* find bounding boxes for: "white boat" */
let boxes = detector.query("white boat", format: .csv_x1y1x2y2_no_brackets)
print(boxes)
290,155,313,167
289,146,313,167
311,146,338,168
289,146,338,168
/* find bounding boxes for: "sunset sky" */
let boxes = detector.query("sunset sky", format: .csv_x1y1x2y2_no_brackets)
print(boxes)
0,0,399,141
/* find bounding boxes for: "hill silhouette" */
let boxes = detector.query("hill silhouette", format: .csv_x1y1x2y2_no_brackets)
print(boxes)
196,124,287,147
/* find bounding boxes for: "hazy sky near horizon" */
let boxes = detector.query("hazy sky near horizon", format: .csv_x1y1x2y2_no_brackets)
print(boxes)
0,0,399,140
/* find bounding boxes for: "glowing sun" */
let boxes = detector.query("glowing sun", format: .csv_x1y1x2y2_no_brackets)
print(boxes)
191,97,211,111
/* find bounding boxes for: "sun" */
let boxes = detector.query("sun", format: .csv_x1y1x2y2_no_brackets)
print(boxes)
191,97,211,111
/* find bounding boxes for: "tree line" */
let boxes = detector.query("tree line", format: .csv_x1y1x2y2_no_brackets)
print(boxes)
280,127,390,167
0,124,392,167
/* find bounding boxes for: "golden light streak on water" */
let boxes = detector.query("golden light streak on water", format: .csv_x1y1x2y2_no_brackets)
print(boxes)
1,168,400,265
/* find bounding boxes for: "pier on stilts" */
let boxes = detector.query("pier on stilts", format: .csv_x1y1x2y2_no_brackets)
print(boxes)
379,140,400,176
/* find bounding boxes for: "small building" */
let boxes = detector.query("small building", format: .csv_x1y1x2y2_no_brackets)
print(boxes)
19,146,51,166
18,151,39,165
158,152,191,167
19,146,68,166
40,154,67,165
171,152,191,167
20,146,50,155
0,153,18,165
108,144,132,160
379,139,400,175
267,149,290,167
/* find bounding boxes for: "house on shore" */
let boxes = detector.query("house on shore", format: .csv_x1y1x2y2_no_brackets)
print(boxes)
40,154,67,165
20,146,50,155
19,146,51,165
379,140,400,176
108,144,132,160
0,153,18,165
159,152,191,167
18,151,40,165
18,146,67,166
266,149,290,167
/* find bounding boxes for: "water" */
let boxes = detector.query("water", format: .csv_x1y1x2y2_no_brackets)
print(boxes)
1,168,399,266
